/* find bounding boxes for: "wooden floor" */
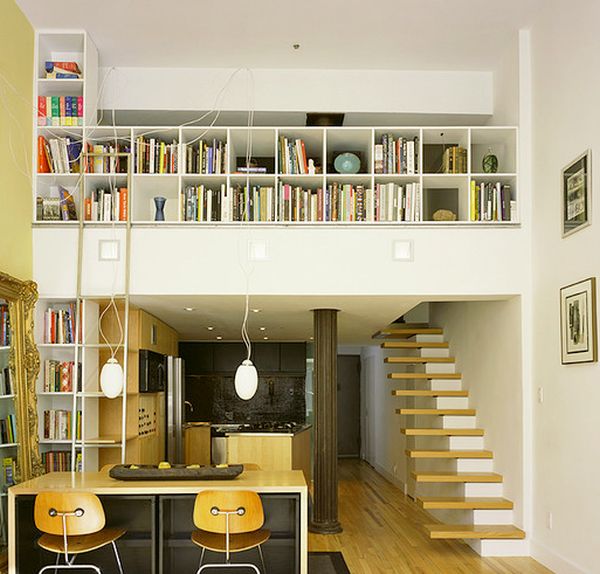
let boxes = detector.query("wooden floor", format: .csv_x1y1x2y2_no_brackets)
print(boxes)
308,459,552,574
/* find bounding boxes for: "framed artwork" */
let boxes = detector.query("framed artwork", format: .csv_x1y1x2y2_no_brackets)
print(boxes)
562,150,591,237
560,277,597,364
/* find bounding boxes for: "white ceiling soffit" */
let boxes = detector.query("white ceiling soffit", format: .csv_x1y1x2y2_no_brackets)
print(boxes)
17,0,539,71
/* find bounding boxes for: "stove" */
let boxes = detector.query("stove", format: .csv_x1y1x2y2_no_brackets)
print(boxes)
211,421,303,435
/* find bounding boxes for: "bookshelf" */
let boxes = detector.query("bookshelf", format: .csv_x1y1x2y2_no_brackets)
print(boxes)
31,33,519,227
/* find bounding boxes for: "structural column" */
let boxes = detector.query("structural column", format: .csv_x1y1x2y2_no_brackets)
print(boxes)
310,308,342,534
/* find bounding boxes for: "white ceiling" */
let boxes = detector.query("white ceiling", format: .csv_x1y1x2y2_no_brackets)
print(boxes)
17,0,539,71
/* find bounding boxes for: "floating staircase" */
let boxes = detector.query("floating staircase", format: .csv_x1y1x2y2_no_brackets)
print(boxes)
373,324,526,555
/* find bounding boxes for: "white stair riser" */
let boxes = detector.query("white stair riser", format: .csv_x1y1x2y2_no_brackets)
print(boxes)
473,509,514,525
465,483,504,497
449,436,485,450
435,397,469,409
443,416,476,428
421,348,450,358
469,539,529,557
415,334,445,343
457,459,495,472
431,380,463,391
425,362,456,374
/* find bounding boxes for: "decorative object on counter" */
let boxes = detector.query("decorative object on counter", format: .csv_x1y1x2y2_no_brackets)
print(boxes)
333,152,360,174
109,463,244,480
154,195,166,221
560,277,597,364
432,209,457,221
482,147,499,173
562,149,591,237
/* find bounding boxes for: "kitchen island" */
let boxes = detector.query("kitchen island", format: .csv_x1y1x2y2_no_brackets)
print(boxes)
9,468,308,574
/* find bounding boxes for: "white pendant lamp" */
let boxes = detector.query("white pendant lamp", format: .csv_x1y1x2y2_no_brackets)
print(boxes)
100,357,124,399
235,359,258,400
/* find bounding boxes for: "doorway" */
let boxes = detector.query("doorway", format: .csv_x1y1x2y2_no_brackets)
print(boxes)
337,355,361,457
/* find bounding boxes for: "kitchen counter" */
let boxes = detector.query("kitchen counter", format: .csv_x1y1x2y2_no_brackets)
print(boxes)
224,424,312,437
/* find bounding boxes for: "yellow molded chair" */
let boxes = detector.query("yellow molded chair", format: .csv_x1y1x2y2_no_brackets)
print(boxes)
34,491,126,574
191,490,270,574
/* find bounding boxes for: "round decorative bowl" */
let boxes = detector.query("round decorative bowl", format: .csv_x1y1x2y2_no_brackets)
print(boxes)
334,152,361,174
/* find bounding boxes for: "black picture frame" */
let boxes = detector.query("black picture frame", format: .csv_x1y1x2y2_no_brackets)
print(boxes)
562,150,591,237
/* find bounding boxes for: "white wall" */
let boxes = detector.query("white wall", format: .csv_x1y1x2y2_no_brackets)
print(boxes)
531,2,600,573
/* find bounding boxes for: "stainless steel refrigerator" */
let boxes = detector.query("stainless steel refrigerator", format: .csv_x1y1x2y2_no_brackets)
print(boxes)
166,356,185,463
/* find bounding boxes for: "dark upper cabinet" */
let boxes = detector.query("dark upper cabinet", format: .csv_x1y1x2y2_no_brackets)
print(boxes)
254,343,280,372
213,343,246,372
280,343,307,373
180,342,214,373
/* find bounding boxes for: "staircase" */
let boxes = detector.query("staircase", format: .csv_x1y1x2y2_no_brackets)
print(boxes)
373,324,526,556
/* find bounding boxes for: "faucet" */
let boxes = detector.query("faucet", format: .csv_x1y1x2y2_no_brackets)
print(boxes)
184,400,194,412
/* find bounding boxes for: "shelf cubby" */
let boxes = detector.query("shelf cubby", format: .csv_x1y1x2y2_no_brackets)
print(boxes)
229,128,276,174
325,128,372,175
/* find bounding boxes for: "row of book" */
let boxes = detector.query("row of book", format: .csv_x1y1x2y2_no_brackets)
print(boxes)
36,186,78,221
84,142,130,173
43,360,81,393
37,95,84,127
469,181,514,222
84,187,128,221
442,146,468,174
42,450,75,473
43,409,82,441
2,457,15,490
37,135,82,173
183,140,227,174
134,136,178,174
44,304,77,344
374,135,418,175
278,136,309,174
44,61,82,79
0,304,9,346
0,366,14,396
0,415,17,444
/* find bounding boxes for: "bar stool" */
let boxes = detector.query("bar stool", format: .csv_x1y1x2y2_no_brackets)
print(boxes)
34,491,126,574
191,491,270,574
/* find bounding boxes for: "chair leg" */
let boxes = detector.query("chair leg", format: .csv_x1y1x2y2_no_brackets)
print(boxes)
257,545,266,574
112,540,125,574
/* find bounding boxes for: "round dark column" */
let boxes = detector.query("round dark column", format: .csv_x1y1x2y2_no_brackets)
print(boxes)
310,308,342,534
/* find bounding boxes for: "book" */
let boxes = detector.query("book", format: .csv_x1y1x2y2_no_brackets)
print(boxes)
2,457,15,490
44,61,82,79
58,186,77,221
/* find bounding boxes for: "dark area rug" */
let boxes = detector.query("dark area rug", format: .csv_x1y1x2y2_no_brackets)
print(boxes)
309,551,351,573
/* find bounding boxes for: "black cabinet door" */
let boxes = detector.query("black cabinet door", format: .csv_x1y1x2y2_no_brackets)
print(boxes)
179,342,214,374
280,343,307,373
213,343,247,372
254,343,280,372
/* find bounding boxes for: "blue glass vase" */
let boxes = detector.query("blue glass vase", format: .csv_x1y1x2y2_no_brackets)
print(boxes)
154,196,166,221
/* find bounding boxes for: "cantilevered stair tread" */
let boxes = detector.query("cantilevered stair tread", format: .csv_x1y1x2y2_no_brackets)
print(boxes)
385,357,455,364
406,449,493,459
397,408,476,416
412,471,503,483
381,341,449,349
372,327,443,339
392,390,468,397
425,524,525,540
401,428,484,436
387,372,462,380
418,497,513,510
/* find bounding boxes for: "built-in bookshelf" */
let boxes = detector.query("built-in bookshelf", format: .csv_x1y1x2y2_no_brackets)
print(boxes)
32,33,519,227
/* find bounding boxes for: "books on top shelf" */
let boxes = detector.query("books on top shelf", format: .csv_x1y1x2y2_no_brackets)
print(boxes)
44,61,82,79
37,96,83,126
374,134,418,175
278,136,309,174
42,450,72,473
442,146,467,174
0,415,17,444
36,186,78,222
0,367,14,396
0,304,9,347
84,187,128,222
85,142,130,174
184,139,227,174
135,136,178,174
43,360,80,393
44,303,77,344
43,409,73,441
469,181,514,222
37,135,81,173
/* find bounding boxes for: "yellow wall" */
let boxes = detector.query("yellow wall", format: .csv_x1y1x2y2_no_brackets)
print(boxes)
0,0,33,280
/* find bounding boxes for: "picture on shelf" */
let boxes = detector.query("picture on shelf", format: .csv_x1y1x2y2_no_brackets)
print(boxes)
562,150,591,237
560,277,597,364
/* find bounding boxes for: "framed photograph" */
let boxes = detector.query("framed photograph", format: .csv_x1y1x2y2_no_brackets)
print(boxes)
562,150,591,237
560,277,597,364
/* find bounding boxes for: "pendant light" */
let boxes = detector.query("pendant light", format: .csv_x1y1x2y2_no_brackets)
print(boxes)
235,291,258,400
100,357,124,398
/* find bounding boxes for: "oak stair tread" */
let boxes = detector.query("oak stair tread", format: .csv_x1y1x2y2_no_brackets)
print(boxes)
387,373,461,380
418,497,513,510
401,428,484,436
412,471,503,483
381,341,449,349
406,449,493,459
385,357,455,364
392,390,468,397
372,327,443,339
425,524,525,540
397,408,476,416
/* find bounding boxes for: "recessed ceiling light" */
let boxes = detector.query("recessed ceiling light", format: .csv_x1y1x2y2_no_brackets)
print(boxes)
251,309,261,313
263,336,269,340
293,43,300,50
184,307,195,312
216,336,223,340
207,326,214,331
259,327,266,331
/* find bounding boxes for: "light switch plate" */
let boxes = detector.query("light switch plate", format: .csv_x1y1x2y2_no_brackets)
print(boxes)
99,239,120,261
392,240,414,261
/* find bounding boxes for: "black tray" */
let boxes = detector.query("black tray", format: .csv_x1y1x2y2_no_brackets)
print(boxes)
109,464,244,481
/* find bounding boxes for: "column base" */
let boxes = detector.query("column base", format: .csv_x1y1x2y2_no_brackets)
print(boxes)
309,520,343,535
